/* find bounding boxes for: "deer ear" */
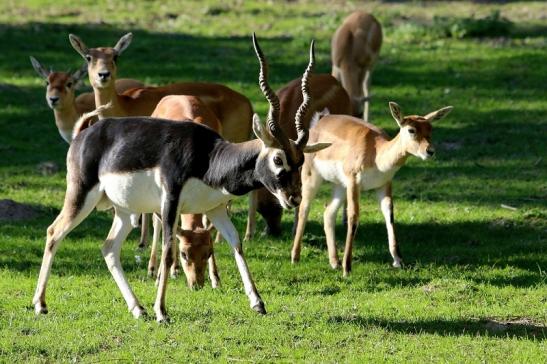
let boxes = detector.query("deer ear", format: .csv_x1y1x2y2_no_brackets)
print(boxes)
389,101,404,127
252,113,275,147
71,63,88,89
69,34,89,59
113,33,133,55
30,56,50,79
302,142,331,153
424,106,453,122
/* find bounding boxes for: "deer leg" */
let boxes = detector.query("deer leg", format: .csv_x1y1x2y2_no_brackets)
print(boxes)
291,165,322,263
207,204,265,314
208,253,221,288
138,213,149,249
342,177,360,276
376,183,403,268
153,194,180,323
101,209,145,318
362,70,371,122
33,185,102,315
324,184,346,269
147,213,162,277
244,190,258,241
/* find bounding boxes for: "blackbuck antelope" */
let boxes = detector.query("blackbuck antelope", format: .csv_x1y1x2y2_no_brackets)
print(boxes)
29,56,143,143
291,102,452,276
245,74,352,239
332,11,383,121
32,34,330,322
148,95,222,289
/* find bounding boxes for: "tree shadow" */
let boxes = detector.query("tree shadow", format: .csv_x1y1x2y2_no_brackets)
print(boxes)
328,315,546,340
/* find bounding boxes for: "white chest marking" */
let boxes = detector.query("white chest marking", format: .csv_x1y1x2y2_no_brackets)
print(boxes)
313,159,401,191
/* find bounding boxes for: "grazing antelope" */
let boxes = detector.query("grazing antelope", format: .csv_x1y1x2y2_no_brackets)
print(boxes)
68,32,253,144
291,102,452,276
29,56,143,143
245,74,352,240
147,95,222,288
331,11,383,121
32,34,330,322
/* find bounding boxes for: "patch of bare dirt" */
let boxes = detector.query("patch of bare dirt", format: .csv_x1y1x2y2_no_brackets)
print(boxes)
0,199,40,221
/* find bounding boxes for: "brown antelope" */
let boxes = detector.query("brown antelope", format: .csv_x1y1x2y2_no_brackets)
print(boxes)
147,95,222,289
68,32,252,144
245,74,352,240
331,11,383,121
32,34,330,322
29,56,143,143
291,102,452,276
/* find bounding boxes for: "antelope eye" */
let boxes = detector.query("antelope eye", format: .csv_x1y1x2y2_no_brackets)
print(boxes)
273,156,283,166
180,252,188,261
85,55,91,62
67,82,73,88
45,81,49,86
408,128,416,135
113,54,118,62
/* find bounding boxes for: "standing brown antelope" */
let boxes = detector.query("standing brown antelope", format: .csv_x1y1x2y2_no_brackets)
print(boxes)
331,11,383,121
32,34,330,322
29,56,143,143
245,74,352,240
147,95,222,289
291,102,452,276
68,32,253,144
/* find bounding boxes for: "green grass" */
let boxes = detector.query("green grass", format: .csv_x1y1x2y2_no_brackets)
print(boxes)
0,0,546,362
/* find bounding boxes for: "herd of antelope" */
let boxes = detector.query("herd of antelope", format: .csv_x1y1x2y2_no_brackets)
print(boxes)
29,11,452,322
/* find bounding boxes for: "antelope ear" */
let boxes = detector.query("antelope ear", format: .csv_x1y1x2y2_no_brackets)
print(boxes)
424,106,453,122
71,63,88,89
113,33,133,55
252,113,275,147
30,56,50,79
389,101,404,127
303,142,331,153
69,34,89,59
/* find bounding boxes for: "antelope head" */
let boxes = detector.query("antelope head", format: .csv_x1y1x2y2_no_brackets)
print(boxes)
30,57,87,109
251,34,331,209
69,33,133,89
389,102,453,160
176,227,214,289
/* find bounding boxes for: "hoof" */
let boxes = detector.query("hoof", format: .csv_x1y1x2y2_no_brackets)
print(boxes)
147,269,156,278
156,314,170,324
34,303,48,315
392,260,403,269
131,305,147,319
291,256,300,264
252,302,267,315
329,260,340,269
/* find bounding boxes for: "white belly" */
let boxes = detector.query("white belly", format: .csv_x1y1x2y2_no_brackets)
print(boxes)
99,169,233,214
100,168,163,213
178,178,234,213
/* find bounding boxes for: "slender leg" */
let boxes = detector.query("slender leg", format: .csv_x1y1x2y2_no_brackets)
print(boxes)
153,193,181,323
101,209,145,318
33,186,102,315
291,163,322,263
207,204,265,314
138,213,149,249
147,213,162,277
244,190,258,241
362,69,371,122
208,253,220,288
342,176,360,276
324,184,346,269
376,183,403,268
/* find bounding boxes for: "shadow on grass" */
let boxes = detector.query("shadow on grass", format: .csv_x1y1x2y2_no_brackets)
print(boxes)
328,315,547,340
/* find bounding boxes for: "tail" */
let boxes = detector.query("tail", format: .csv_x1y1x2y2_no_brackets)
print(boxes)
72,102,112,140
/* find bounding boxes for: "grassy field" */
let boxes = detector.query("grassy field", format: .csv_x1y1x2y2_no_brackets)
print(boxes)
0,0,546,362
